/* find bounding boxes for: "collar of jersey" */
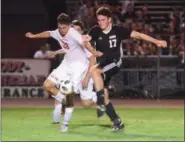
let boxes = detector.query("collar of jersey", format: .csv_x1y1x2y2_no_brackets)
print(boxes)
102,23,112,34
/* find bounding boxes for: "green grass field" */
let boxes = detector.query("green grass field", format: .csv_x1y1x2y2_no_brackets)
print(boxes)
2,108,184,141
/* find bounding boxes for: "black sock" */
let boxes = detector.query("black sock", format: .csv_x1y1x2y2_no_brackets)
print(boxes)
97,89,105,105
105,102,119,122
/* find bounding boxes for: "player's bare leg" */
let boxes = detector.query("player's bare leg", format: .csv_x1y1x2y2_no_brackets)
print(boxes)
43,80,65,102
90,64,105,91
43,79,66,124
91,65,124,131
91,66,107,116
90,65,107,116
61,94,74,133
53,95,95,126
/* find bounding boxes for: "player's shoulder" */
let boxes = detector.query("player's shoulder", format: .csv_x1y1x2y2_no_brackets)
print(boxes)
69,27,79,34
53,29,60,35
89,25,101,32
68,27,81,39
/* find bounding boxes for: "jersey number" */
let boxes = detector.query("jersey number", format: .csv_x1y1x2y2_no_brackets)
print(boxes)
109,39,117,48
63,42,69,49
61,41,69,49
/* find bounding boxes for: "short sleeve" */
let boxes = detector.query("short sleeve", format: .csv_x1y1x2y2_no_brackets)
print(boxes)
117,25,132,40
88,25,100,41
71,29,83,46
48,29,59,40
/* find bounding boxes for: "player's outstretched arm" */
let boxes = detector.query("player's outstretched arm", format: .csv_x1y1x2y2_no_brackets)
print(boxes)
48,49,65,58
25,31,50,39
53,49,65,55
130,31,167,48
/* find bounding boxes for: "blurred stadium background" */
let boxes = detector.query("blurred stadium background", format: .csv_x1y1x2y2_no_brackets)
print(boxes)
1,0,185,141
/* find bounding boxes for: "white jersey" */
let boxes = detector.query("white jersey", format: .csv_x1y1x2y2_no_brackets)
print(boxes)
48,27,91,64
47,27,93,94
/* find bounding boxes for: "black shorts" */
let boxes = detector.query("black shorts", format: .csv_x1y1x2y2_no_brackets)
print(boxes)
97,57,122,87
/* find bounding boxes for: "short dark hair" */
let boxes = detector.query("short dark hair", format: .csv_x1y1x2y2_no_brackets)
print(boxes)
57,13,71,25
71,20,85,31
96,6,112,18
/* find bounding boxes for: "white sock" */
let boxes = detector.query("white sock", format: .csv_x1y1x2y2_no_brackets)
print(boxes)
53,103,62,123
52,91,65,103
63,107,74,126
92,92,97,103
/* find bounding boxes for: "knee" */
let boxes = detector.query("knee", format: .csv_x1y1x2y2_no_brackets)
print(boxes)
90,67,97,75
43,80,53,92
90,66,100,77
90,64,100,74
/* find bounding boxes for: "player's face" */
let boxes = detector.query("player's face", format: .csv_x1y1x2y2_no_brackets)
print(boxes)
72,25,83,34
97,15,111,30
58,23,70,36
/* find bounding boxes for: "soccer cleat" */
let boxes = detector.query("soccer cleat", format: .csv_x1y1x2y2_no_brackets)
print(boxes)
112,118,125,131
97,105,106,118
60,124,68,133
52,122,60,124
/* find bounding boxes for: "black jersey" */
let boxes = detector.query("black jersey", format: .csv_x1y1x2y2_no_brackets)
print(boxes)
88,24,132,61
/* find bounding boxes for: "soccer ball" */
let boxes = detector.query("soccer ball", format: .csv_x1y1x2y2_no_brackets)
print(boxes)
59,80,74,95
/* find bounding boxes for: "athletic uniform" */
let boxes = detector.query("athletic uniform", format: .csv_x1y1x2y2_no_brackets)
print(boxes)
47,27,96,101
88,24,132,87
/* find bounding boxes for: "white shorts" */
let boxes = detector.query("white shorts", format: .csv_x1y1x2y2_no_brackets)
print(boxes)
53,78,97,104
47,61,87,94
78,78,97,102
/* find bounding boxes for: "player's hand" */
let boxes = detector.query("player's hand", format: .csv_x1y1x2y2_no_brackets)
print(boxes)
155,40,167,48
82,35,92,42
96,51,103,57
81,77,89,89
48,51,57,59
25,32,35,38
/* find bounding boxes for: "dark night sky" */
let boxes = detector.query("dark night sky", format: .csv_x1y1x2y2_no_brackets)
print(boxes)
2,0,67,30
2,0,67,58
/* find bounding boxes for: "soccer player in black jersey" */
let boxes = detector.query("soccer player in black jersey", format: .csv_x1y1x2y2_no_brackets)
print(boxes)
83,6,167,131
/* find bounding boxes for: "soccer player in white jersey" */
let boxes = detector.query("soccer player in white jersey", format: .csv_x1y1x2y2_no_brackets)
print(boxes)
25,13,98,132
49,20,97,126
